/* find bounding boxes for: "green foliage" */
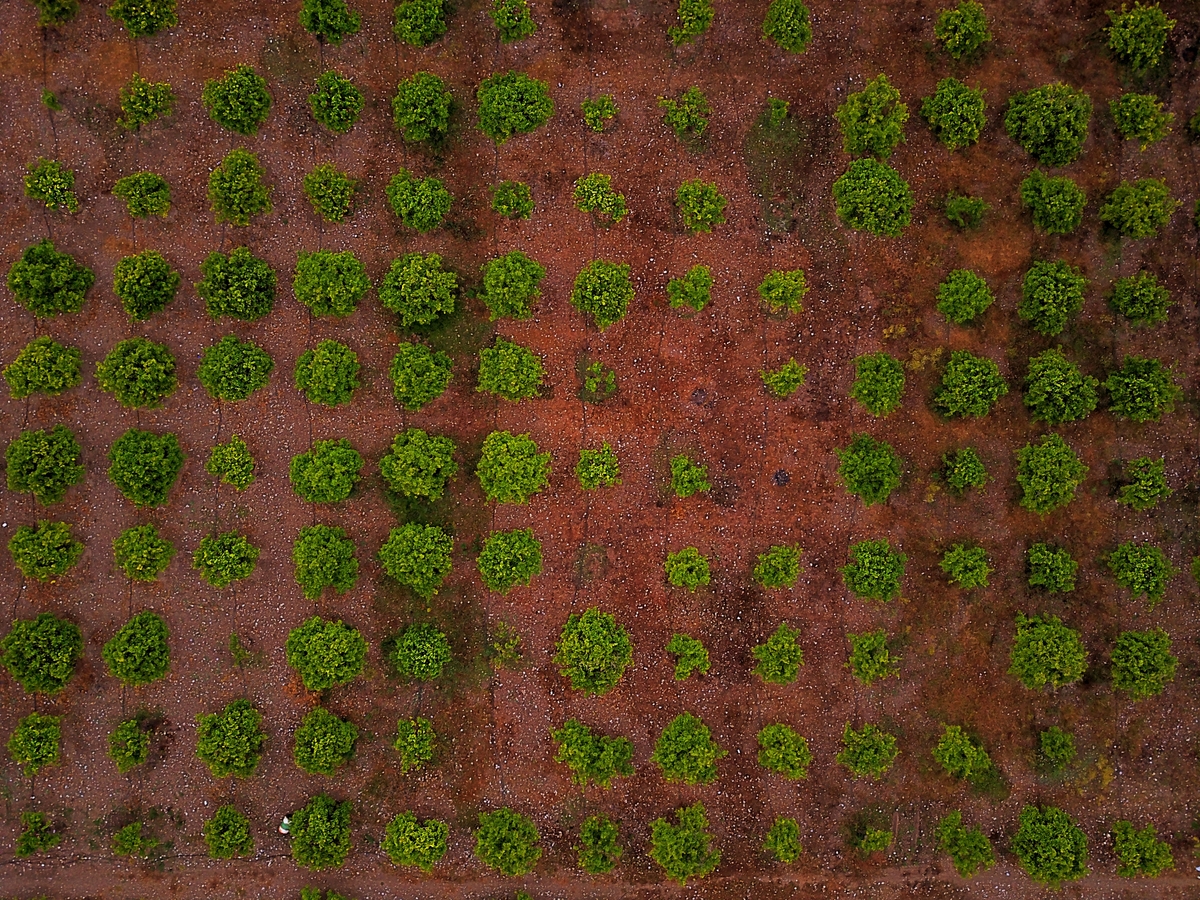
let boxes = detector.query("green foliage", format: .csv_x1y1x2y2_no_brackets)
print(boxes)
7,239,94,317
945,192,987,228
113,171,171,217
932,725,993,780
652,712,726,784
3,336,80,398
837,722,898,779
113,249,180,321
571,259,633,330
574,173,627,225
576,443,621,489
8,520,83,581
392,623,452,682
1105,356,1180,423
665,546,711,591
669,0,713,44
843,539,905,601
102,611,169,686
477,338,543,400
197,246,276,321
1020,170,1085,234
475,808,541,876
303,164,357,223
197,335,273,402
96,337,176,409
24,158,78,212
670,454,709,498
490,180,533,218
752,622,804,684
300,0,361,42
666,633,710,680
193,530,259,588
6,425,84,506
386,169,452,233
846,629,899,685
294,250,369,317
30,0,79,26
16,811,61,857
107,0,176,36
286,617,366,692
391,71,453,147
476,430,550,503
667,264,713,312
379,252,457,329
1110,93,1172,149
763,0,812,53
758,268,809,315
1117,456,1170,511
553,608,632,695
294,707,357,775
579,359,617,402
382,812,448,872
1107,541,1172,605
764,817,802,863
1020,259,1087,336
1038,726,1076,771
659,85,710,144
481,250,545,320
111,525,173,583
107,428,185,507
921,78,985,149
935,1,991,58
477,71,554,143
290,439,362,503
1112,821,1173,877
577,815,622,873
492,0,536,41
488,621,523,669
295,340,359,407
1,613,81,694
380,428,457,501
1004,83,1092,167
941,447,987,495
203,805,253,859
196,700,266,778
202,65,271,135
112,821,157,858
293,526,357,600
391,342,453,410
676,179,727,233
119,73,175,129
550,719,634,788
477,528,543,593
1012,805,1088,886
1008,614,1087,690
936,269,993,325
853,826,893,856
1027,543,1077,592
833,158,914,236
935,350,1008,418
935,811,995,878
835,434,902,505
290,793,352,871
836,74,908,159
581,94,618,131
1109,271,1171,327
309,70,363,133
1023,348,1098,424
8,713,60,775
761,358,808,397
206,435,254,490
1107,2,1175,74
757,723,812,779
754,544,801,589
378,524,453,598
1100,178,1178,238
649,803,720,886
394,0,446,46
393,716,435,772
851,352,905,415
1112,627,1177,699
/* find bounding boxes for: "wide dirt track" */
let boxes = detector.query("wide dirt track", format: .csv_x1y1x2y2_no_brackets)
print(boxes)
3,0,1200,897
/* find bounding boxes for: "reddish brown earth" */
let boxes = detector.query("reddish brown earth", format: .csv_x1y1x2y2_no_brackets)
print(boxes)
3,0,1200,897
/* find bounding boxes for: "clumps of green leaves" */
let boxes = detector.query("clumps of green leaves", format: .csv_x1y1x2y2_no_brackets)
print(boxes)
202,64,271,136
391,342,453,411
752,622,804,684
197,246,276,321
309,70,363,133
380,428,457,501
935,811,995,878
107,0,176,36
763,0,813,53
480,251,545,320
659,85,710,144
1008,614,1087,690
921,78,985,149
294,707,357,775
932,724,995,782
2,612,81,694
477,528,543,593
1016,433,1088,515
550,719,634,788
112,525,174,582
836,74,908,158
477,338,543,400
1111,92,1172,149
670,454,709,498
835,434,902,505
1107,1,1175,75
1038,726,1076,772
945,192,987,228
477,71,554,143
935,1,991,59
295,340,359,406
293,526,357,600
758,268,809,315
379,252,457,329
4,337,80,398
290,793,352,871
393,716,435,772
574,173,627,225
392,71,452,146
1105,356,1180,423
379,524,453,598
491,180,533,219
111,821,158,858
8,239,94,317
96,337,176,409
758,723,812,779
1112,821,1174,877
666,633,710,680
113,171,171,218
6,425,84,506
1004,83,1092,167
577,815,622,874
665,547,711,591
195,699,266,778
107,428,184,507
833,158,914,236
290,439,362,503
1107,541,1172,606
300,0,361,43
30,0,79,27
1023,348,1098,425
1116,456,1171,511
1112,627,1177,699
119,73,175,129
1020,170,1085,235
581,94,618,131
474,808,541,876
941,447,987,495
761,358,807,398
16,811,61,857
394,0,447,46
203,805,253,859
1020,259,1087,336
1109,271,1171,327
102,611,170,686
571,259,633,329
676,180,727,233
553,608,632,695
653,712,726,784
837,722,898,779
764,817,802,864
934,350,1008,418
667,264,713,312
113,249,180,320
851,351,905,415
8,713,60,776
492,0,536,41
108,717,150,772
649,803,720,885
387,168,452,233
935,269,992,325
669,0,713,44
193,530,259,588
382,812,448,872
303,164,357,223
8,521,83,581
197,335,273,402
1100,178,1178,239
206,435,255,490
391,622,452,682
754,544,801,589
294,250,369,316
286,617,366,692
576,443,620,490
843,539,905,601
476,430,550,503
579,359,617,402
846,629,899,685
939,543,991,589
24,158,78,213
1012,805,1088,886
1027,543,1077,592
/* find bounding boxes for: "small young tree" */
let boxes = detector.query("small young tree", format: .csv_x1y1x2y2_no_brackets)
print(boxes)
757,724,812,779
16,811,61,857
477,528,543,593
835,74,908,159
113,249,180,320
102,611,170,686
111,821,158,858
490,0,536,41
195,699,266,778
300,0,361,43
379,252,457,329
490,180,533,218
579,359,618,402
394,0,447,46
382,812,449,872
761,358,808,398
197,335,273,401
208,148,272,225
576,443,621,489
754,544,801,589
107,0,176,36
379,524,453,598
1008,614,1087,690
206,435,255,490
835,434,902,505
666,633,710,680
936,269,993,324
1107,541,1172,606
1105,356,1180,423
8,520,83,581
290,793,352,870
851,352,905,415
108,717,150,773
476,430,551,503
659,85,710,145
286,617,366,691
1110,92,1172,149
577,815,622,873
945,192,987,228
3,336,80,398
581,94,618,131
670,454,709,498
763,0,813,53
203,805,254,859
475,808,541,876
574,173,628,225
1027,543,1077,592
665,547,711,591
293,525,357,600
196,246,276,321
550,718,634,787
23,158,78,213
308,70,363,133
96,337,176,408
833,158,914,236
1004,83,1092,167
1111,821,1174,877
1116,456,1171,511
1109,271,1171,327
1112,627,1177,699
752,622,804,684
758,268,809,315
386,169,452,232
290,439,362,503
1012,805,1088,886
113,171,171,218
571,259,633,329
294,250,369,317
837,722,898,778
846,629,900,685
193,531,259,588
7,239,94,317
8,713,60,775
1015,433,1088,515
553,608,632,695
1020,170,1086,234
1106,2,1175,75
1099,178,1178,239
935,811,995,878
202,65,271,135
480,250,545,320
380,428,457,501
1,613,82,694
934,1,991,58
940,543,992,589
921,77,985,150
652,712,726,784
1020,260,1087,336
294,707,357,775
477,71,554,143
107,428,185,507
932,724,994,781
294,340,359,406
29,0,80,27
1038,726,1076,772
667,264,713,312
669,0,713,44
843,539,905,601
477,338,544,400
6,425,84,506
1023,348,1098,424
393,716,435,772
763,817,802,863
941,447,987,495
302,164,357,223
649,803,720,885
676,180,727,233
